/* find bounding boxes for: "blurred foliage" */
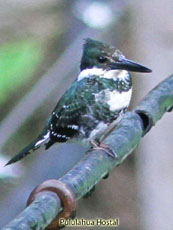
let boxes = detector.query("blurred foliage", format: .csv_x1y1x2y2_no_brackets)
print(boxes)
0,40,43,104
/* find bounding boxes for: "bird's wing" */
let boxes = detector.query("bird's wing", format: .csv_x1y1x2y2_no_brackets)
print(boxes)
46,78,91,145
5,77,119,165
5,80,87,165
46,76,122,146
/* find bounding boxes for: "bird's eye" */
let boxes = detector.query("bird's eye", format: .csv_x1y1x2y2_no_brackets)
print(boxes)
97,56,107,63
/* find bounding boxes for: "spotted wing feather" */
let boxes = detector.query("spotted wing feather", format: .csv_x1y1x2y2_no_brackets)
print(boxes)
45,76,128,147
45,80,87,148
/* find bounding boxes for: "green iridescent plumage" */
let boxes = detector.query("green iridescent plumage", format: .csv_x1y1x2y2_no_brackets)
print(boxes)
46,74,132,145
6,38,151,166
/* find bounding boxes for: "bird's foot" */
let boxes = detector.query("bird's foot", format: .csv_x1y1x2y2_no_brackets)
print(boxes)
90,140,118,159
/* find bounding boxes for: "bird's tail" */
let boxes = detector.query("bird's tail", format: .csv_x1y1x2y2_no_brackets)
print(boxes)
5,130,50,166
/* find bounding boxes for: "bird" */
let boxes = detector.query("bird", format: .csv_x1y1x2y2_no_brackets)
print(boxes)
6,38,152,166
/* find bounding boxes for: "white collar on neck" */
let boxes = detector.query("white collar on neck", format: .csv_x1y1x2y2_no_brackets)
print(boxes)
77,67,105,81
77,68,129,81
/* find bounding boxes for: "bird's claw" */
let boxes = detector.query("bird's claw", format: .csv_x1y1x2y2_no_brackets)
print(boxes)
90,140,118,159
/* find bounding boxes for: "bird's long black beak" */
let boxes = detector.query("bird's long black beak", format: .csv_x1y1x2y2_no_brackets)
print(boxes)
111,58,152,73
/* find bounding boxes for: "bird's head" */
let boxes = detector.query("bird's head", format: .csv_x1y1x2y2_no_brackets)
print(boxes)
80,38,152,73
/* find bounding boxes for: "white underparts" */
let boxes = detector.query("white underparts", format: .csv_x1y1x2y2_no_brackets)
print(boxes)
78,68,132,111
106,88,132,111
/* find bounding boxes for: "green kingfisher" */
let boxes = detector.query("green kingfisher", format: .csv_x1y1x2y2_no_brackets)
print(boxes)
6,38,152,166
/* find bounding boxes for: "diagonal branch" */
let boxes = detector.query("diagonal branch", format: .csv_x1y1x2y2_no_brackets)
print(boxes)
2,74,173,230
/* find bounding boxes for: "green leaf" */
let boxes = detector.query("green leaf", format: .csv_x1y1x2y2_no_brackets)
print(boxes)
0,40,43,104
